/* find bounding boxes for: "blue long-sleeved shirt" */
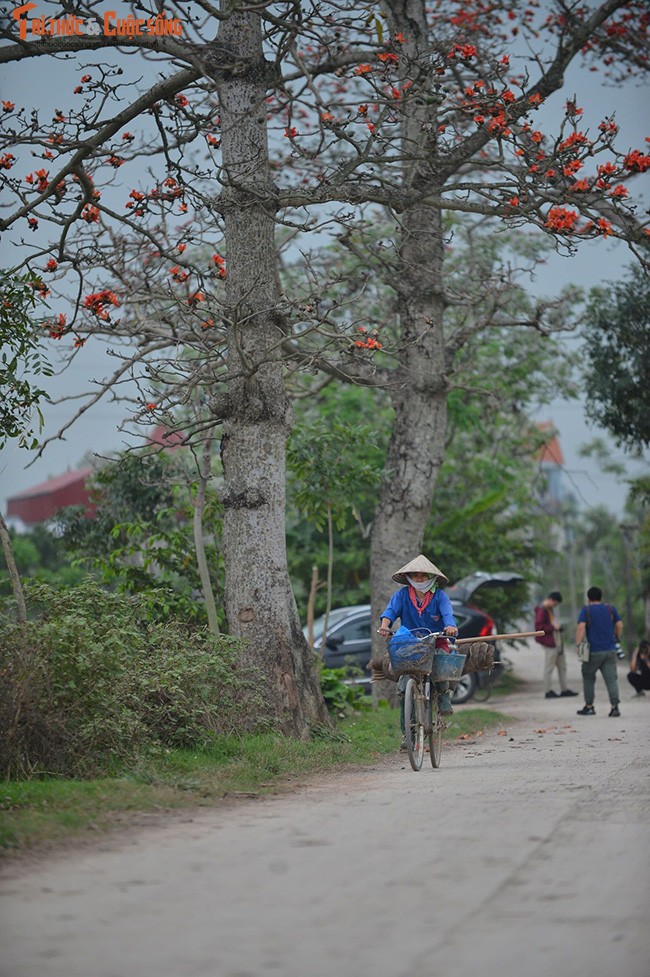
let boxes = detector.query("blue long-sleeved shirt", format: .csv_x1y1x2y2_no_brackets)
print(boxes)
381,587,456,632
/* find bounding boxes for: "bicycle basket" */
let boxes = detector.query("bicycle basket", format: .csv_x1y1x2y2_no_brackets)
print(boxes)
430,652,467,683
388,629,435,676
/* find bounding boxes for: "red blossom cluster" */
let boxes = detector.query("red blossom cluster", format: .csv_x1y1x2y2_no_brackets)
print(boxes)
169,266,189,283
83,289,120,319
354,327,382,350
212,254,227,279
26,168,49,192
81,204,100,223
45,312,67,339
187,291,205,306
2,100,15,112
0,153,15,170
448,43,477,59
545,207,579,232
624,149,650,173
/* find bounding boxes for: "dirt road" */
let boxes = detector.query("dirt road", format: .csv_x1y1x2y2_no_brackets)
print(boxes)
1,643,649,977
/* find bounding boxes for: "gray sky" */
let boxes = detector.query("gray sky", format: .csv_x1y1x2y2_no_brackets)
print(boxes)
1,6,648,520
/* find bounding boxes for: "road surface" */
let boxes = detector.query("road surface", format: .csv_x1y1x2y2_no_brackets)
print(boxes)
1,642,648,977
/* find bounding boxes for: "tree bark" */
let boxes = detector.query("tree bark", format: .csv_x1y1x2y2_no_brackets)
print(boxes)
370,1,449,695
216,4,329,735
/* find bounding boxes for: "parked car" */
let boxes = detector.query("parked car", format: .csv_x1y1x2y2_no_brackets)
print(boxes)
304,571,523,704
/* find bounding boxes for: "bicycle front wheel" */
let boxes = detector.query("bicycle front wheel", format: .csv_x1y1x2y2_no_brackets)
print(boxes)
404,677,424,771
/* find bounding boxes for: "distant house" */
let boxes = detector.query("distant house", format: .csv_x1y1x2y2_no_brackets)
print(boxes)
6,468,96,526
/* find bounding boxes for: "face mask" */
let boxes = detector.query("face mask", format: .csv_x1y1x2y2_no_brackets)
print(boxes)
407,575,437,593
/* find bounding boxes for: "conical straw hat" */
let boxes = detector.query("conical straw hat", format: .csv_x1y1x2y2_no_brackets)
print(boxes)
391,554,449,586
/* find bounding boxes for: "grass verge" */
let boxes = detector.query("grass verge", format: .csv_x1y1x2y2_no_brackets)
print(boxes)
1,705,510,855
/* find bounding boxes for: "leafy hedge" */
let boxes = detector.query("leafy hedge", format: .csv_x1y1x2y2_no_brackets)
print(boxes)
0,581,265,779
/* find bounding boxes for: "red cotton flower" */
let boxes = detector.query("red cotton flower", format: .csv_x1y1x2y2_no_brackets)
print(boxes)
377,52,399,65
0,153,15,170
2,101,15,112
187,291,205,306
212,254,227,279
545,207,579,232
354,64,372,75
46,258,58,271
81,204,100,223
145,403,157,411
610,184,629,198
624,150,650,173
83,290,120,319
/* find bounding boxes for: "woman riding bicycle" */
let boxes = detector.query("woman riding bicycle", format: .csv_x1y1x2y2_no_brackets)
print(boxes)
377,554,458,720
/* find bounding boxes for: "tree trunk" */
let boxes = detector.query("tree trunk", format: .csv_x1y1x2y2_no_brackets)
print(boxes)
370,1,448,696
193,436,220,636
0,512,27,625
216,5,329,735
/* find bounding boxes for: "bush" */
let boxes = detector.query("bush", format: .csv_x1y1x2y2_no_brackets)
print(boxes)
0,581,266,779
319,666,371,717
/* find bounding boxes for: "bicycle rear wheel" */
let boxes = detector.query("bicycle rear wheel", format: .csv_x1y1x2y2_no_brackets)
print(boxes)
404,677,424,771
429,696,442,768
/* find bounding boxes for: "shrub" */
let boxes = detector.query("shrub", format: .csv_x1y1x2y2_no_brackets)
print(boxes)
319,666,371,717
0,580,265,779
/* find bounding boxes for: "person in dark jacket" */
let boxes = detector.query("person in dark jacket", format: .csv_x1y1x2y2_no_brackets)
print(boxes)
627,639,650,695
534,590,578,699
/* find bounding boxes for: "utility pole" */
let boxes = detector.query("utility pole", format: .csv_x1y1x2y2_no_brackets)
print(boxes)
619,524,636,655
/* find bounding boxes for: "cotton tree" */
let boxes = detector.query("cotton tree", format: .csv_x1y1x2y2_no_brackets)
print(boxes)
1,1,649,730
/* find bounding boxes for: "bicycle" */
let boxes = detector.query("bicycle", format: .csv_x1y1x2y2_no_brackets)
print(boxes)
387,628,466,772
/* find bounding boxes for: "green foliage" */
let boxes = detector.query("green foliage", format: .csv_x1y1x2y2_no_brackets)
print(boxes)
0,580,264,779
287,417,383,532
582,269,650,450
0,273,53,450
0,525,84,599
58,450,223,625
318,667,372,717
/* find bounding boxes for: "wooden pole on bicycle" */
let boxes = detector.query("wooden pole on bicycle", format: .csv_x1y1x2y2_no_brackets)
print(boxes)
455,630,544,645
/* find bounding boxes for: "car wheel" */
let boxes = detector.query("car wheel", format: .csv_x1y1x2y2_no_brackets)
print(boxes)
451,672,477,705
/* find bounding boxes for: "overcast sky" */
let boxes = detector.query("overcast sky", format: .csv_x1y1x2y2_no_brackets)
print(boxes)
1,6,648,522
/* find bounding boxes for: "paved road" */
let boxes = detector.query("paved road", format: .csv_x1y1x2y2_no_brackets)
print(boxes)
1,643,649,977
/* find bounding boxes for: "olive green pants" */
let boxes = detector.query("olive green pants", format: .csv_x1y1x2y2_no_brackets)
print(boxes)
581,650,620,707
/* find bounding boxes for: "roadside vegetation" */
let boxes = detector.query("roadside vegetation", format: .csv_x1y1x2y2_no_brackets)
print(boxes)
0,706,508,854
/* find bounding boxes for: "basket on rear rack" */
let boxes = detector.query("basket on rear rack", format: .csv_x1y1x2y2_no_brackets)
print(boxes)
430,652,466,682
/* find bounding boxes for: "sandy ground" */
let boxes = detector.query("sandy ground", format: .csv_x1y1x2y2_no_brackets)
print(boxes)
1,641,649,977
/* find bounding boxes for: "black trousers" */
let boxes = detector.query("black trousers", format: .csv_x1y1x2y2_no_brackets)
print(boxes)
627,671,650,692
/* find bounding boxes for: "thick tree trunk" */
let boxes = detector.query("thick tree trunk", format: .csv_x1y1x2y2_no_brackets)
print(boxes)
216,6,329,735
370,1,448,693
